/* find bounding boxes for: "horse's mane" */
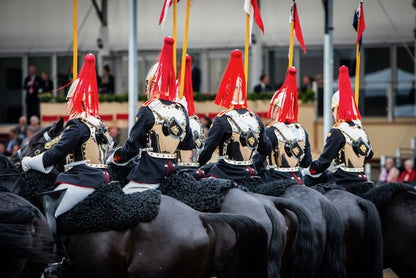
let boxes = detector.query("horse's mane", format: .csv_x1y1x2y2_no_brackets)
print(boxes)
29,126,51,144
18,169,58,206
0,193,53,263
0,154,15,173
363,182,416,209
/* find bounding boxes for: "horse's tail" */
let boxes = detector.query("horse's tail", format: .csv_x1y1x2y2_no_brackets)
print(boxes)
0,205,53,264
264,205,285,278
272,197,318,278
200,213,269,278
319,198,346,278
354,198,383,278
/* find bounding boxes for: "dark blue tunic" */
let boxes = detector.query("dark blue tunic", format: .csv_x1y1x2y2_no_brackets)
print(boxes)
115,99,194,184
198,109,271,180
42,118,109,188
310,121,373,186
253,124,312,182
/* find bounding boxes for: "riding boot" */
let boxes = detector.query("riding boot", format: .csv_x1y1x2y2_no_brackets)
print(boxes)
40,189,67,278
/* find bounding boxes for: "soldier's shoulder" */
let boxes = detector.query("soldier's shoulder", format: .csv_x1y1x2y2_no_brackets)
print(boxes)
143,98,154,107
217,108,233,117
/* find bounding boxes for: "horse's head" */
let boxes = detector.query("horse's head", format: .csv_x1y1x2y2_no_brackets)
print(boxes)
10,118,64,164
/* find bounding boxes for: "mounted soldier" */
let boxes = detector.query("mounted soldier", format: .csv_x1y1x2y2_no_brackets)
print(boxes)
175,54,205,177
107,37,194,193
21,53,113,269
198,49,271,180
302,65,373,187
254,67,312,184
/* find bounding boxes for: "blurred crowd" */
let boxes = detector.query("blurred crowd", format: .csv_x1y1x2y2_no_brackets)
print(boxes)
378,157,416,184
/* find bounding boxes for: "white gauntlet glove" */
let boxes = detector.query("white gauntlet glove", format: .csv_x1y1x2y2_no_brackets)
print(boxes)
301,166,322,178
22,153,53,173
106,148,130,166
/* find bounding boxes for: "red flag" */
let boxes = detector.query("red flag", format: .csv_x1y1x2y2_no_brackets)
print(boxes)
159,0,181,26
353,2,366,45
244,0,264,43
292,3,306,54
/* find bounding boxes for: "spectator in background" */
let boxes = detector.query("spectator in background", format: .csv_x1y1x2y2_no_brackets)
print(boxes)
301,75,314,92
199,115,212,138
29,115,41,133
5,129,21,156
191,57,201,92
108,126,121,147
389,167,400,182
399,159,416,183
15,115,28,141
99,65,115,94
315,74,324,116
40,72,53,93
253,74,272,93
22,127,36,146
11,143,21,156
379,157,399,183
299,75,316,103
0,143,6,155
23,65,42,123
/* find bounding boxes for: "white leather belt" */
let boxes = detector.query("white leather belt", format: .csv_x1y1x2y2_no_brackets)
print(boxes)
178,162,200,167
65,160,107,171
268,166,299,172
147,151,177,159
223,158,252,166
340,166,364,173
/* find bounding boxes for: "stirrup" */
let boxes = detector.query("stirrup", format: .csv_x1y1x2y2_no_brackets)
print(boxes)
43,257,66,278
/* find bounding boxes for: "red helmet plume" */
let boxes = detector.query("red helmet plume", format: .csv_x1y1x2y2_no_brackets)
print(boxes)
214,50,247,109
267,67,299,123
148,37,177,101
336,65,361,121
67,54,99,118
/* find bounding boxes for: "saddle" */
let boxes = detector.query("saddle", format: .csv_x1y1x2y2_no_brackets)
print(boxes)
57,182,161,234
158,172,236,213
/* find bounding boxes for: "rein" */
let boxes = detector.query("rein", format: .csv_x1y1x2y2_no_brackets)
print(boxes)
0,170,25,194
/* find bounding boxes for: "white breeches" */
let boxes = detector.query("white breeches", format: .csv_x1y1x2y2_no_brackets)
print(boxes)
123,180,160,194
54,183,95,217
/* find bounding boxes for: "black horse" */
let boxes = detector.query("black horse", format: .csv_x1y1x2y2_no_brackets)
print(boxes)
348,182,416,278
313,185,384,278
5,121,270,278
0,190,53,278
112,163,319,278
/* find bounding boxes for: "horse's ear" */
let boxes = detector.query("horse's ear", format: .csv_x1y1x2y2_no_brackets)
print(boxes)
56,118,64,132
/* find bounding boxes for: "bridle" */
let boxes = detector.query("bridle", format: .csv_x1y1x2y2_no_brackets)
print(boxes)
5,130,61,193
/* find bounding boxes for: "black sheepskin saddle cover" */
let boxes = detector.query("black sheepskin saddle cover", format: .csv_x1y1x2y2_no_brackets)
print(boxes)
361,182,416,210
18,169,58,205
57,182,161,235
158,173,236,213
237,177,298,197
310,183,345,194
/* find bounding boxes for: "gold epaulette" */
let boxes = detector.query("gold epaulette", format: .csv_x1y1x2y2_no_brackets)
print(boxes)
143,98,156,107
267,120,278,128
333,120,345,128
217,108,233,117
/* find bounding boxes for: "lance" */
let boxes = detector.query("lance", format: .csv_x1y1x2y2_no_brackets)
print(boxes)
354,0,365,106
288,1,295,68
179,0,192,99
289,0,306,68
243,0,264,90
73,0,78,79
173,0,177,74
